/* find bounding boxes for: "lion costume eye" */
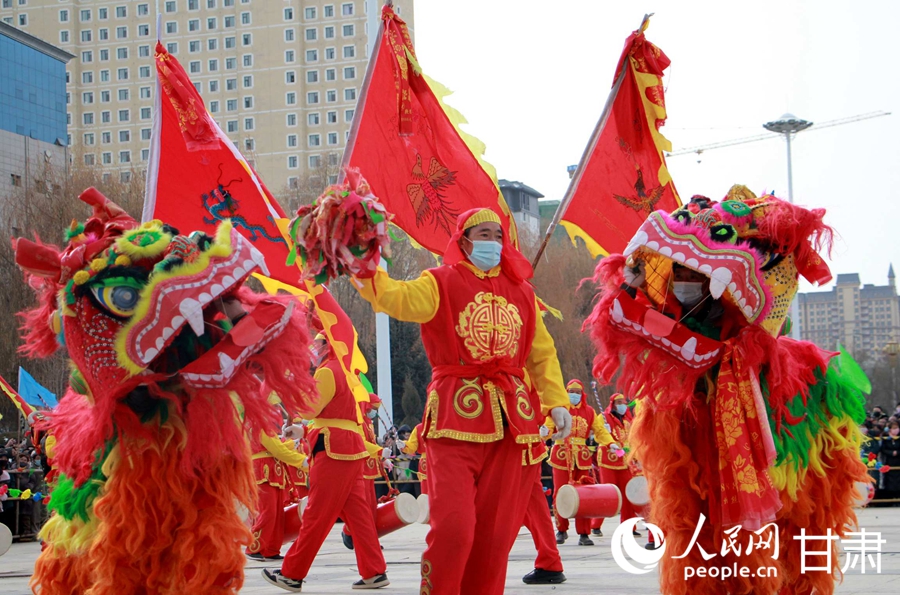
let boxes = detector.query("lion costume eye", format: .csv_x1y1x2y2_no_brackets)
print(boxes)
91,281,142,317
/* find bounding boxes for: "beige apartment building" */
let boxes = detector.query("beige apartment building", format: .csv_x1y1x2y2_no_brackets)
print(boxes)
1,0,414,196
798,266,900,360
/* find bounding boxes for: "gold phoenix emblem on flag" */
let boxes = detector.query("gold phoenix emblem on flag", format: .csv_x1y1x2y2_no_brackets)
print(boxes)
456,292,523,361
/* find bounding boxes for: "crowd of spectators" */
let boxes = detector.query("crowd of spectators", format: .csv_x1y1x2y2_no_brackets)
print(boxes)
861,403,900,502
1,436,49,539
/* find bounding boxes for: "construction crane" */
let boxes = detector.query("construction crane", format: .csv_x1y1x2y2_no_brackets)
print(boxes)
666,111,891,158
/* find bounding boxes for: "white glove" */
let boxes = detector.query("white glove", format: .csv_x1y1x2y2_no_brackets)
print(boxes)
282,423,305,440
608,443,621,452
539,425,549,438
550,407,572,441
382,447,392,459
623,259,646,288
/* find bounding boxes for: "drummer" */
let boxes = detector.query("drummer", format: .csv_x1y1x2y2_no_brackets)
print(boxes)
593,393,639,538
263,336,389,591
545,380,617,546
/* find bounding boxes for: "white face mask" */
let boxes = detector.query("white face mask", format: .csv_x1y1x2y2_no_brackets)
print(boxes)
467,240,502,271
366,409,378,420
673,281,705,307
568,392,582,406
615,404,628,415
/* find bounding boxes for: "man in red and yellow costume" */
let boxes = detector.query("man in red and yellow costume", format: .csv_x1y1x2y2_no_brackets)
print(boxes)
353,208,572,595
342,393,384,551
246,418,309,561
264,337,389,591
546,379,614,546
521,470,566,584
592,393,639,538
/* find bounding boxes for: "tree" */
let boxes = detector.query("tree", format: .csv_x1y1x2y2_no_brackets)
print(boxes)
400,375,425,428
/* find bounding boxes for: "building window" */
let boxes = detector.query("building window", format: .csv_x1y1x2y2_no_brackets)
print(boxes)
343,66,356,80
343,45,355,59
226,57,236,69
81,30,92,43
224,15,235,28
189,0,199,9
98,7,108,19
242,33,252,46
117,47,128,60
119,130,130,142
284,7,294,20
307,70,319,84
306,28,317,42
342,24,354,37
139,66,150,78
60,9,69,22
166,0,176,13
142,149,150,162
209,101,219,113
285,50,295,63
119,150,131,163
242,74,253,87
209,80,219,92
327,132,338,145
287,113,298,126
344,88,356,101
60,30,70,43
84,154,95,166
307,92,319,105
190,61,201,74
324,5,335,18
80,9,91,22
227,120,238,133
99,28,109,41
241,12,251,25
226,78,237,91
325,68,336,81
244,118,254,131
100,69,110,82
118,88,129,101
138,24,149,36
285,92,297,105
166,42,178,54
116,26,127,38
84,133,95,145
100,49,109,61
288,156,298,169
307,113,320,126
325,26,335,39
342,3,354,16
325,47,335,60
139,45,151,58
305,49,318,63
243,96,253,109
244,138,254,151
189,41,200,53
326,90,337,103
102,131,112,143
207,17,217,30
309,155,322,168
209,59,219,72
82,92,94,104
326,111,337,124
140,86,151,99
17,13,26,25
226,99,237,111
118,109,130,122
287,135,298,148
82,71,94,84
308,134,321,147
82,51,93,63
286,71,296,84
305,6,316,19
188,19,199,32
243,55,253,67
138,3,149,16
102,152,112,165
208,38,218,51
116,5,127,18
224,0,233,5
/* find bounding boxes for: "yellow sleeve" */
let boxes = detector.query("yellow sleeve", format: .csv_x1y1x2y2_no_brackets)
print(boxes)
592,413,615,447
353,268,440,324
304,367,336,419
525,299,570,415
259,431,308,467
403,426,419,455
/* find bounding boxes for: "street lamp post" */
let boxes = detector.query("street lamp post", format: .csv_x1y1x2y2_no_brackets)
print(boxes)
764,114,813,340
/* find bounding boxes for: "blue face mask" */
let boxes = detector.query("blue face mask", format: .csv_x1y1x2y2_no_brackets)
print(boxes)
468,240,502,271
568,392,582,406
615,404,628,416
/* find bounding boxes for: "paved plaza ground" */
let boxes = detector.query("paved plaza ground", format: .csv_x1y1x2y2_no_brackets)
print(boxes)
2,506,898,594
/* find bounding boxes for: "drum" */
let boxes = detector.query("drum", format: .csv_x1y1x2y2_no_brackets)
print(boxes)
852,481,875,508
282,498,307,544
555,483,622,519
0,523,11,557
416,493,430,524
375,492,418,537
625,476,650,517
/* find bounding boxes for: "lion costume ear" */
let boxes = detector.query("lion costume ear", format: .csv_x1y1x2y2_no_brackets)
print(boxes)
14,238,62,282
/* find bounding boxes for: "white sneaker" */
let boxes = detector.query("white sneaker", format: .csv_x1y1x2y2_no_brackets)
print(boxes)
262,568,303,592
352,573,390,589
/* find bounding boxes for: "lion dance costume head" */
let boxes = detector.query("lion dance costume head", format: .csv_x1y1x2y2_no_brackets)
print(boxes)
586,186,869,595
15,188,316,594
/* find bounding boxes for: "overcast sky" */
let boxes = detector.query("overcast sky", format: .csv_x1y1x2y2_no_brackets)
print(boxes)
412,0,900,293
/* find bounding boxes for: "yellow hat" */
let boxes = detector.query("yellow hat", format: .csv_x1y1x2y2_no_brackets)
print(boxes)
462,209,501,231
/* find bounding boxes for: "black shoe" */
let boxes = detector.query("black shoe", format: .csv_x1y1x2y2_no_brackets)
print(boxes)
633,530,642,537
352,573,390,589
555,531,567,544
591,528,602,536
646,541,661,550
262,568,303,592
246,552,284,561
578,534,595,546
522,568,567,584
342,531,355,550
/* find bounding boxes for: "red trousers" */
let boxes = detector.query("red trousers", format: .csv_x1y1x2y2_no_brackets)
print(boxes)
523,475,563,572
343,478,377,537
281,455,386,581
247,483,285,558
422,431,535,595
551,467,592,535
592,466,638,531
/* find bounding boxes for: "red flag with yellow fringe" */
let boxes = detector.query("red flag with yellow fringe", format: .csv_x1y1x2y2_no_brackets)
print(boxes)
342,3,516,255
557,18,680,258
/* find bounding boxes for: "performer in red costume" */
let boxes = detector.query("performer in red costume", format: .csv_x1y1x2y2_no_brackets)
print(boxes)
546,379,615,546
342,393,384,551
246,417,309,561
592,393,639,538
352,208,572,595
522,470,566,584
264,337,389,591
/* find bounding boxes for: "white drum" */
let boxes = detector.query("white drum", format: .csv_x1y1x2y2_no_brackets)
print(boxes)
0,523,12,557
416,493,430,524
625,476,651,517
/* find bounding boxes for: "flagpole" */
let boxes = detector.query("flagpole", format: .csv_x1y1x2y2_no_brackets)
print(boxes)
531,13,652,270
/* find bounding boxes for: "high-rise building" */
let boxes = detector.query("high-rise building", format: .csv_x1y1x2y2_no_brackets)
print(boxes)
0,20,72,229
797,266,900,359
1,0,413,193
